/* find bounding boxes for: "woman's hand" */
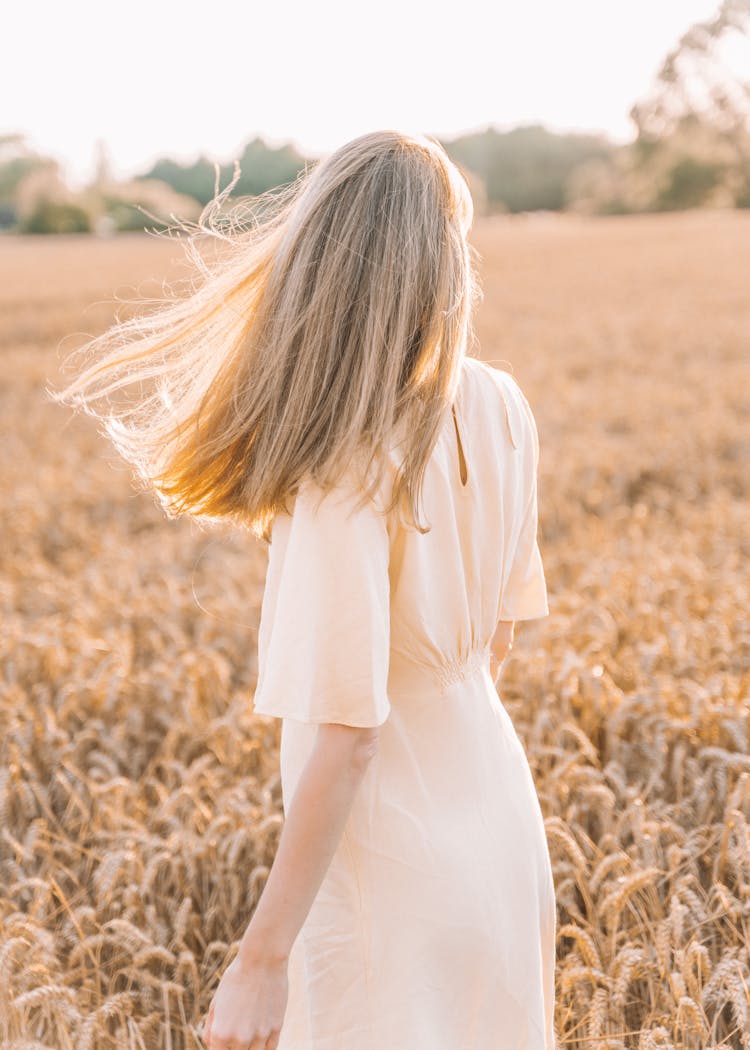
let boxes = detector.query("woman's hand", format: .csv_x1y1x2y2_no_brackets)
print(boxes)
490,619,515,684
201,951,288,1050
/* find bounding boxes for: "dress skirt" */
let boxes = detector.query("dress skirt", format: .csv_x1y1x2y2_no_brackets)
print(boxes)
274,649,557,1050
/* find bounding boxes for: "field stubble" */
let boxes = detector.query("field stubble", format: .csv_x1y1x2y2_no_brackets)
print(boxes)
0,211,748,1049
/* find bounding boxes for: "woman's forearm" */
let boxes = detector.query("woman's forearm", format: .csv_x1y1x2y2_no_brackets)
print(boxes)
238,725,377,966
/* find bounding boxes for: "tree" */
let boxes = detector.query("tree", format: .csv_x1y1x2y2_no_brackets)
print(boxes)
629,0,750,204
442,125,614,213
20,200,91,234
0,133,59,228
137,138,308,206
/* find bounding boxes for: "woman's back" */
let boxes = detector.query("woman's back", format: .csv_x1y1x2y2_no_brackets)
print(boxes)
254,352,548,714
387,353,549,687
252,352,556,1049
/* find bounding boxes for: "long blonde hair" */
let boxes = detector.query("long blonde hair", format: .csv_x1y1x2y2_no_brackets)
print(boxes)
51,130,481,542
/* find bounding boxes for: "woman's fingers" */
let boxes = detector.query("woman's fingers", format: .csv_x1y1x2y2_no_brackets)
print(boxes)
248,1033,276,1050
209,1035,244,1050
206,1024,279,1050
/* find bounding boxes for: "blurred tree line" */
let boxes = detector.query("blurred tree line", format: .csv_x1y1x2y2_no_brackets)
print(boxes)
2,0,748,233
569,0,750,214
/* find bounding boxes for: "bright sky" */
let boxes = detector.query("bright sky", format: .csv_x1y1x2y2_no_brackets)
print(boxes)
4,0,724,189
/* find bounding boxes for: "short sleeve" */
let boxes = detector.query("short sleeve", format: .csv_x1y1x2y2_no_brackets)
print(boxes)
252,477,392,727
498,379,550,622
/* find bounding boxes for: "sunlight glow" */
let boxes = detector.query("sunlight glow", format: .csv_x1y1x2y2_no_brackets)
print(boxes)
3,0,724,188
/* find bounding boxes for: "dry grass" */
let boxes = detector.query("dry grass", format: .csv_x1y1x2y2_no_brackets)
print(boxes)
1,211,748,1049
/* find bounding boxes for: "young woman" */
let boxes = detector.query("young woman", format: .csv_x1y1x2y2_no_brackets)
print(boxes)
55,130,556,1049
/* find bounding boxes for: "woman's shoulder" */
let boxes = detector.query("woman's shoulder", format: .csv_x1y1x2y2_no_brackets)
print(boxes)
461,355,535,450
463,354,524,398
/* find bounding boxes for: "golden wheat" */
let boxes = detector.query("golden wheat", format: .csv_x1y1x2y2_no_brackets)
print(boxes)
1,212,748,1048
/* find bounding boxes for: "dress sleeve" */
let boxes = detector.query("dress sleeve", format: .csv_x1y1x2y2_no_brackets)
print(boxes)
498,379,550,622
252,476,392,727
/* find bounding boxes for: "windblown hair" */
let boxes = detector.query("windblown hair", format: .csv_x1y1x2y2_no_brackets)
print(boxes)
51,130,481,542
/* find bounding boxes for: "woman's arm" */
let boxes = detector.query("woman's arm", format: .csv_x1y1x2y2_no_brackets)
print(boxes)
202,724,378,1048
238,722,380,965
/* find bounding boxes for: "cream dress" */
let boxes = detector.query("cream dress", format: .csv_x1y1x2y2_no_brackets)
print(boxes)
252,353,556,1050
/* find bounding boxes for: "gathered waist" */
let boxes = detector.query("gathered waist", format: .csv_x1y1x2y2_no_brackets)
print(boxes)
387,644,492,698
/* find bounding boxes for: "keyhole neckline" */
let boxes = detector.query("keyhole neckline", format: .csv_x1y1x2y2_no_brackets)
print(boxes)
451,401,469,487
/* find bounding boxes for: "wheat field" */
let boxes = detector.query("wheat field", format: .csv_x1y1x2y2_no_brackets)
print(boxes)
1,210,748,1049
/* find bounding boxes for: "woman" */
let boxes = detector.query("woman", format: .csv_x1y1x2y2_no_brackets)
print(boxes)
54,130,556,1049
